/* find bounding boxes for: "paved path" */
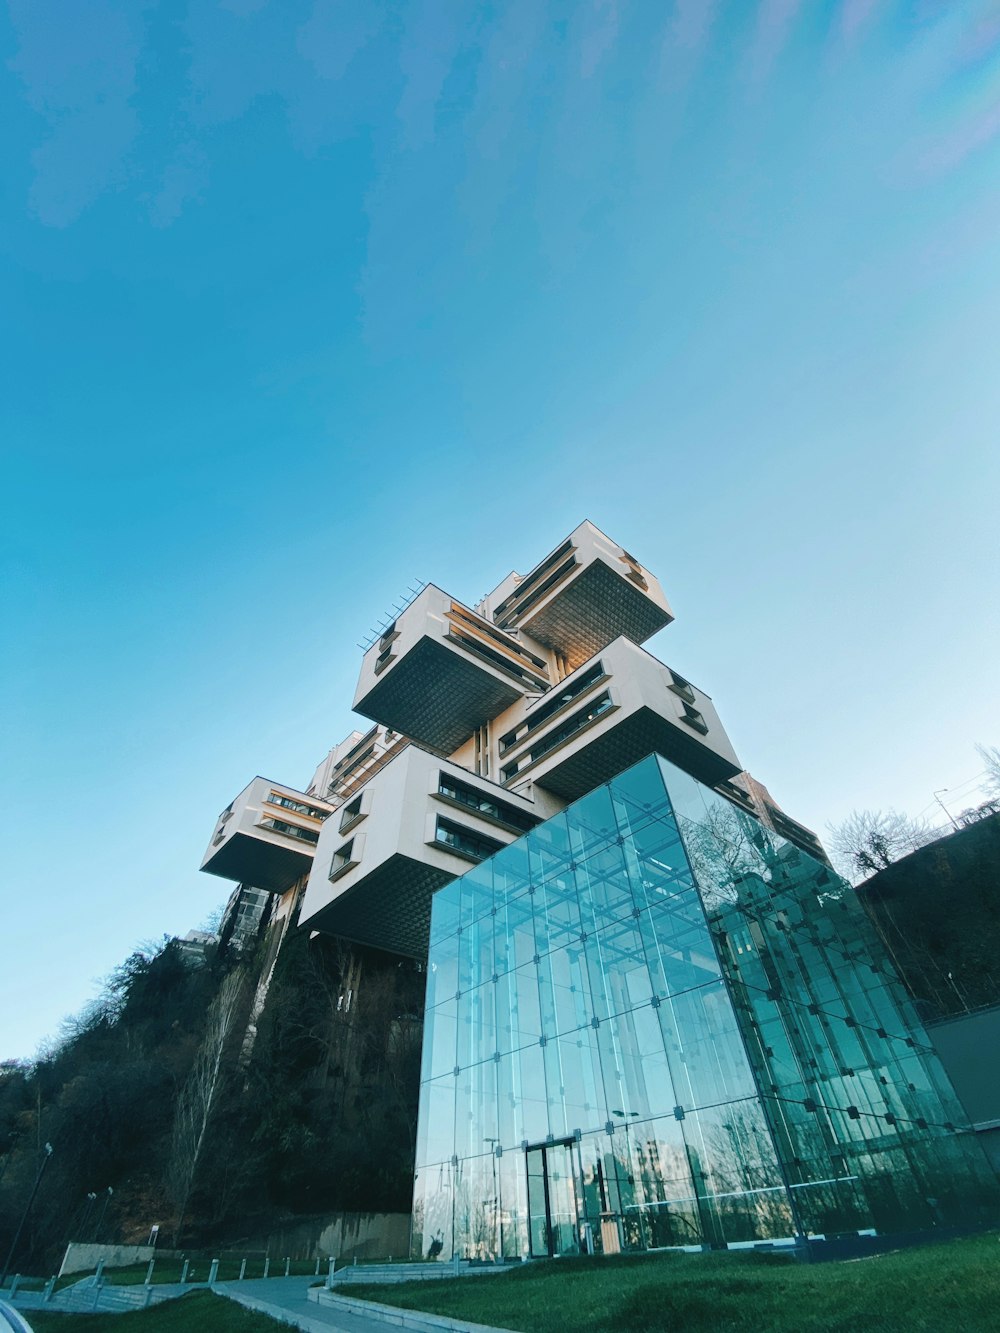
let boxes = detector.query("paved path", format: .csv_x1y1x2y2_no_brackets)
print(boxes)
221,1277,413,1331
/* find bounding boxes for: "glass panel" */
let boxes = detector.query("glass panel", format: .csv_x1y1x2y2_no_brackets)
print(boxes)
526,1147,549,1257
416,755,1000,1257
546,1143,581,1255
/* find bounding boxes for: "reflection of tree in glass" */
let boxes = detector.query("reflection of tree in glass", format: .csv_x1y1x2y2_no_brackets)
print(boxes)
418,1161,454,1260
701,1104,794,1242
453,1162,495,1260
676,801,766,910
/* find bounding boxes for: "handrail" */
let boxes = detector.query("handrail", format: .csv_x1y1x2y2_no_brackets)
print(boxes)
0,1299,35,1333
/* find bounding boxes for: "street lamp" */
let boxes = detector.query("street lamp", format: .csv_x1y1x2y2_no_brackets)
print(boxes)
83,1193,98,1241
94,1187,114,1244
0,1142,53,1287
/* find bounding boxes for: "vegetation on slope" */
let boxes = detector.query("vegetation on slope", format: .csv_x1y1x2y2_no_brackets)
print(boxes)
0,907,423,1276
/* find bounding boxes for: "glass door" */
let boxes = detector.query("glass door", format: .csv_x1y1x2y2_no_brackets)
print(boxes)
525,1141,581,1257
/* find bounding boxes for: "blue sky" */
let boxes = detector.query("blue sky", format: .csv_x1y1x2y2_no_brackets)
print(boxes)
2,1,999,1061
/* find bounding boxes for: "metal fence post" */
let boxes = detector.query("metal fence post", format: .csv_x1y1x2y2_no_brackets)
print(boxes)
262,1256,270,1279
326,1257,336,1289
238,1258,246,1281
208,1259,219,1286
43,1276,56,1303
180,1259,189,1284
144,1257,155,1285
284,1256,290,1277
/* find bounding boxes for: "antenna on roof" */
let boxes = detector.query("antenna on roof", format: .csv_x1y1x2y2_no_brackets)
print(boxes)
357,579,428,651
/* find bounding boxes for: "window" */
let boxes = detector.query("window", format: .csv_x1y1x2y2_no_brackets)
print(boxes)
502,691,614,780
618,550,649,589
259,817,320,845
265,792,329,821
499,661,606,754
667,670,697,705
679,704,709,735
339,793,366,833
328,742,376,793
374,646,396,675
493,539,576,625
437,773,537,833
434,817,504,863
329,838,360,879
444,605,550,689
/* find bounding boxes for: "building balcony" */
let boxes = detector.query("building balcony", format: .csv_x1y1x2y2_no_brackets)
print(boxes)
298,746,546,957
353,585,552,754
201,778,335,895
486,521,673,672
497,637,740,801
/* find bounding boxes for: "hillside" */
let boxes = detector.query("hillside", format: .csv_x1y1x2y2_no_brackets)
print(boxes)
0,909,423,1275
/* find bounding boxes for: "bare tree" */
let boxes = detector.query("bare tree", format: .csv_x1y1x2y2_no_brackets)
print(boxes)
826,809,935,883
975,744,1000,801
167,970,246,1242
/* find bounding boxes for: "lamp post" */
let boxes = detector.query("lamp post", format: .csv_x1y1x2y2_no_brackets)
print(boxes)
0,1142,53,1287
94,1187,114,1244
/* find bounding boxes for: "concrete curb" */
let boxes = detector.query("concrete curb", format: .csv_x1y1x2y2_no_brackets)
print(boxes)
311,1288,522,1333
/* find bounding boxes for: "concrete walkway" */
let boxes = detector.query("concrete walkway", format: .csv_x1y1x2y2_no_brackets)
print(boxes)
221,1277,381,1330
220,1276,518,1333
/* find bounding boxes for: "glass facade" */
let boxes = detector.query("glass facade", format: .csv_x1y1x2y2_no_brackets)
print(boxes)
412,755,999,1260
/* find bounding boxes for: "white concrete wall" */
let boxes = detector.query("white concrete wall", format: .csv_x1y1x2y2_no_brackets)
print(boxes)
490,636,738,793
202,776,333,872
299,746,545,929
59,1243,175,1277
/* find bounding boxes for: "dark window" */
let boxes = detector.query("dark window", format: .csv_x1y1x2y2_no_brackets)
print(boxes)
260,817,320,845
329,838,357,878
435,817,504,862
667,670,697,705
499,662,606,754
266,792,329,820
680,704,709,735
502,691,614,779
438,773,537,832
340,793,365,832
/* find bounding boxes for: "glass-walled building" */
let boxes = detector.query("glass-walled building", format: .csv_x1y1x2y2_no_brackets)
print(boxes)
412,755,999,1259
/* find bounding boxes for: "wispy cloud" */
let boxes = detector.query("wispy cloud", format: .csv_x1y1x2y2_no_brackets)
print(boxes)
579,0,620,80
295,0,383,83
916,96,1000,174
146,141,209,229
395,1,472,149
839,0,883,43
9,0,150,226
747,0,804,87
658,0,720,99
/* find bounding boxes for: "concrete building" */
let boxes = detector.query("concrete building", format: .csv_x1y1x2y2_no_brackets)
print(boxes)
199,521,998,1258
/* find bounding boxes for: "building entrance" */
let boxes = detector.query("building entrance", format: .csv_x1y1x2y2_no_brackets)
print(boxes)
525,1140,582,1258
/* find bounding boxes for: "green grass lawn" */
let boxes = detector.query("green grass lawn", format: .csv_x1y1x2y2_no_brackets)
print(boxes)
23,1290,284,1332
341,1232,1000,1333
